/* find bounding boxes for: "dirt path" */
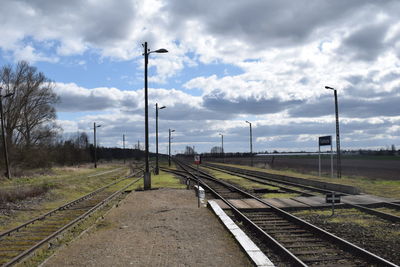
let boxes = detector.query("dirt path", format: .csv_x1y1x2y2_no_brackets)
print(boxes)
42,188,252,267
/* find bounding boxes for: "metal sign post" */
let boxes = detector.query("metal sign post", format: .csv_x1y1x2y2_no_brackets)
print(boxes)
197,164,200,208
330,141,333,178
194,155,201,208
326,191,341,216
318,144,321,177
186,177,190,190
318,136,332,178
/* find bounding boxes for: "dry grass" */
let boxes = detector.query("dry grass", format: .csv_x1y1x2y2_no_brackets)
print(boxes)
0,183,54,204
0,163,130,232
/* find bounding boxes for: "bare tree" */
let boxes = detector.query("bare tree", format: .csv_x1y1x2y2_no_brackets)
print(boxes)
184,145,195,155
210,146,223,154
0,61,59,148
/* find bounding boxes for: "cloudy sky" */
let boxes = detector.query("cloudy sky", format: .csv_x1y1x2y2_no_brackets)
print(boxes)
0,0,399,153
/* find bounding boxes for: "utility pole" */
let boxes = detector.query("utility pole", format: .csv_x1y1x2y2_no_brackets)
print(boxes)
155,103,166,175
142,42,168,190
93,122,101,168
325,86,342,178
334,90,341,178
169,129,175,166
123,134,126,164
219,133,224,163
143,41,151,189
245,121,253,167
0,87,13,179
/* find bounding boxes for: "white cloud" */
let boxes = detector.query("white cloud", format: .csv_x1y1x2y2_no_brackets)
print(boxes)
54,82,203,116
1,0,400,152
13,45,59,63
56,119,78,133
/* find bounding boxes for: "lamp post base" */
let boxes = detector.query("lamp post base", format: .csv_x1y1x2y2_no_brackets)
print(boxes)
144,171,152,190
154,167,159,175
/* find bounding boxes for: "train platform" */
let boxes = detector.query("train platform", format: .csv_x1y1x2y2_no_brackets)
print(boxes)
41,188,253,267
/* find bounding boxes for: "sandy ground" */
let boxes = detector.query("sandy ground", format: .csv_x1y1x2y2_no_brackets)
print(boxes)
42,188,252,267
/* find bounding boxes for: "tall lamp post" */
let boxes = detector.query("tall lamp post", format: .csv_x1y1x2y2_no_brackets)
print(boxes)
155,103,166,175
93,122,101,168
168,129,175,166
0,87,14,179
143,42,168,190
219,133,224,162
245,121,253,167
325,86,341,178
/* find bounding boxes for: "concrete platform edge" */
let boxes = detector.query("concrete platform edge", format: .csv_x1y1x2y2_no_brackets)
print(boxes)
208,200,275,267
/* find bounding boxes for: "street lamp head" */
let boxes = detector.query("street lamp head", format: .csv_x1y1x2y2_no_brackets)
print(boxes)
171,129,175,132
159,106,166,109
154,48,168,53
325,86,335,90
97,124,102,128
245,120,251,124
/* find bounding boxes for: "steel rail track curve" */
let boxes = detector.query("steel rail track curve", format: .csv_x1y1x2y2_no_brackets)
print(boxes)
167,159,397,266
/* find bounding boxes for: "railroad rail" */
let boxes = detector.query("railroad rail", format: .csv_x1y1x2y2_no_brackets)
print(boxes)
0,168,143,266
167,159,397,266
202,162,400,222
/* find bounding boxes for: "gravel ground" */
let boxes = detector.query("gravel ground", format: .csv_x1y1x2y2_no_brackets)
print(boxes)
42,188,252,267
292,210,400,265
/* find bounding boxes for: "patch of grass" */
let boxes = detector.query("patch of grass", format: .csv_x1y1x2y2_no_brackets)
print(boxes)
125,170,185,191
160,161,176,170
40,167,129,211
262,193,299,198
374,207,400,217
206,168,279,191
153,171,186,189
213,162,400,199
293,208,377,226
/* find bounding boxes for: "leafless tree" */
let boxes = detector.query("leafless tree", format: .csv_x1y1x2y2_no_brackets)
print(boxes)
210,146,223,154
184,145,195,155
0,61,59,149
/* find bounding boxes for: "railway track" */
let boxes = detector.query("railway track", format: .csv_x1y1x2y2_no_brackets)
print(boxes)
202,162,400,222
169,159,397,266
0,168,143,266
